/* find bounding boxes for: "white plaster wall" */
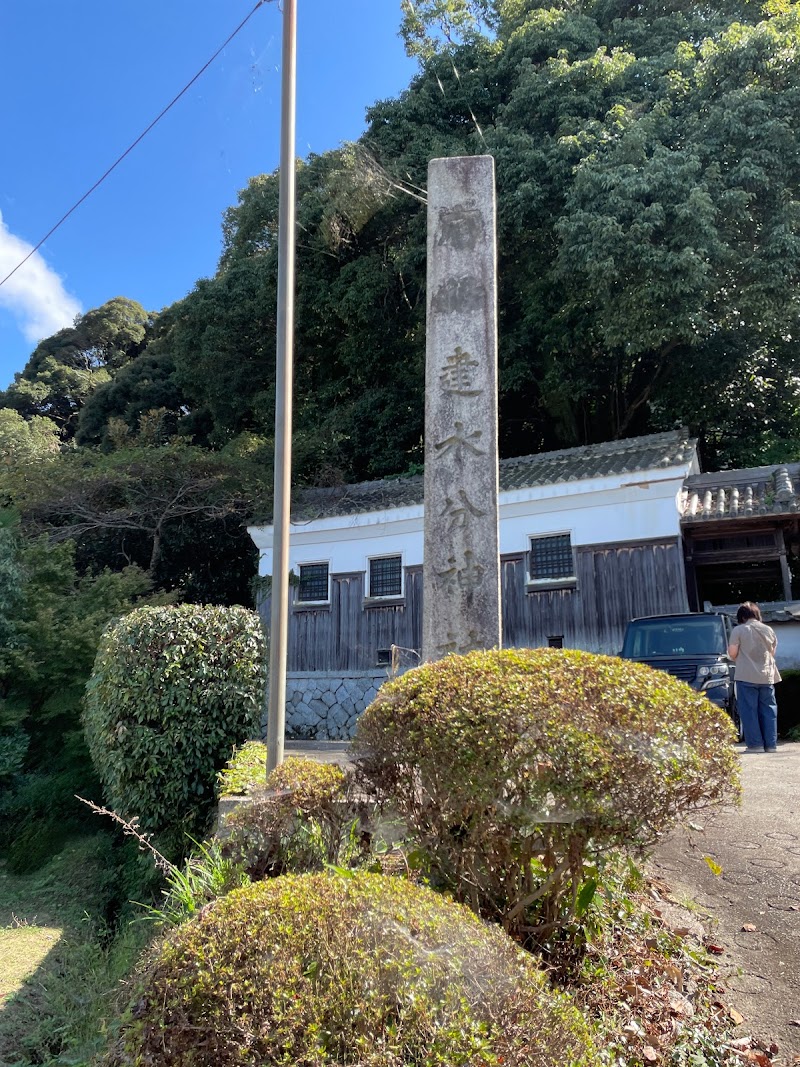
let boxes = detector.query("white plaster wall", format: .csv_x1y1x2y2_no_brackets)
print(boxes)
773,623,800,670
248,466,688,578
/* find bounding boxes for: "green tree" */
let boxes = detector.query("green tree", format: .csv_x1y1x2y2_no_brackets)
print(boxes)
1,297,151,438
0,519,161,868
147,0,800,472
0,408,60,467
75,349,187,448
7,439,263,601
0,534,154,722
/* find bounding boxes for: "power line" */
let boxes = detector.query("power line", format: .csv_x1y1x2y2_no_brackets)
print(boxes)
0,0,272,291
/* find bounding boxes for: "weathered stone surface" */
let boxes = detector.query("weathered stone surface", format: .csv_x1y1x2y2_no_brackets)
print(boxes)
279,670,410,740
422,156,501,662
329,705,348,731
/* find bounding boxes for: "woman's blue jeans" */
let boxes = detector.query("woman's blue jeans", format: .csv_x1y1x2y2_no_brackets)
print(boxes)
736,681,778,750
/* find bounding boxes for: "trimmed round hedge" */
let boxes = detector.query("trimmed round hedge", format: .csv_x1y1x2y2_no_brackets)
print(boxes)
109,872,595,1066
353,648,740,934
83,604,265,838
223,756,356,878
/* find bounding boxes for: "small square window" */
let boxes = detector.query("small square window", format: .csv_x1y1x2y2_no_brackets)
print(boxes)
530,534,574,581
548,635,564,649
369,555,402,598
297,562,329,603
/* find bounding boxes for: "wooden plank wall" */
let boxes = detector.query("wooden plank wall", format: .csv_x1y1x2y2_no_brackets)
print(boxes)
258,540,688,670
502,540,688,654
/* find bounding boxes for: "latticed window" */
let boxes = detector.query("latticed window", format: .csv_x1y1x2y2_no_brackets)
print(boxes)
369,555,403,598
529,534,574,581
297,562,329,602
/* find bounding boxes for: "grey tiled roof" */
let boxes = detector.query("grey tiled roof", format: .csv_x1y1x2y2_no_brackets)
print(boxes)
681,464,800,523
286,429,696,522
705,599,800,622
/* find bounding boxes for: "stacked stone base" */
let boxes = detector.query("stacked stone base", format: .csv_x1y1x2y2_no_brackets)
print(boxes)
271,671,390,740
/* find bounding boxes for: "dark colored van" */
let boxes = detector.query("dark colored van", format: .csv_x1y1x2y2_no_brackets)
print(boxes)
620,612,741,736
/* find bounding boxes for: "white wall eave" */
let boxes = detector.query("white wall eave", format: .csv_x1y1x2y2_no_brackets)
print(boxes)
248,462,690,578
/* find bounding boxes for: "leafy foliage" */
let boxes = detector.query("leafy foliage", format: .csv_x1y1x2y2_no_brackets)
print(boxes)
0,408,60,467
83,605,266,842
144,837,250,927
217,738,269,796
0,518,161,871
222,757,364,879
110,872,596,1067
354,648,740,940
0,533,155,721
0,298,150,438
5,439,263,601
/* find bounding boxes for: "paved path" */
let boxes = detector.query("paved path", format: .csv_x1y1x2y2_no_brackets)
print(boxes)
652,743,800,1059
284,740,353,766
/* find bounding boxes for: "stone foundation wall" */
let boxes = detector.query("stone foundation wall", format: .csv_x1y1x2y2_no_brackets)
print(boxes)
272,671,391,740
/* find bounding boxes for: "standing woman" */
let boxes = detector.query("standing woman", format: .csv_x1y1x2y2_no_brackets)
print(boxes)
728,602,781,752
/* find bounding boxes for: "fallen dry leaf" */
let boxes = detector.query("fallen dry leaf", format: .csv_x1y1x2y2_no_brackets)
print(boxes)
668,990,695,1018
741,923,757,933
790,1020,800,1027
706,943,725,955
729,1007,745,1026
623,1021,645,1038
643,1046,659,1063
744,1053,771,1066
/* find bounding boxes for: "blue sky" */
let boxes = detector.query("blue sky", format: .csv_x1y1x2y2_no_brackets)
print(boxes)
0,0,418,389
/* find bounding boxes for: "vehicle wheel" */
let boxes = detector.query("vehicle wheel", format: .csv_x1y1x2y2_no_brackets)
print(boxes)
731,699,744,742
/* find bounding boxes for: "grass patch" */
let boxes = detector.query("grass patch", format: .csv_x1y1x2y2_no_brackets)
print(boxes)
0,923,62,1007
0,834,156,1066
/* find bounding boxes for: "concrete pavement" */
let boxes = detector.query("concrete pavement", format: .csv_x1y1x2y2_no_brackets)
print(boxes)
652,743,800,1060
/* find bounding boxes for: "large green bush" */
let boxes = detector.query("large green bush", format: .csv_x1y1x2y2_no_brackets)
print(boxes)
354,648,740,938
109,872,595,1067
83,605,265,839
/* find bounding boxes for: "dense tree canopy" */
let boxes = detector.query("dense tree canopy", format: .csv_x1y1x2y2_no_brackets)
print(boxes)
109,0,797,473
4,0,800,538
0,297,151,438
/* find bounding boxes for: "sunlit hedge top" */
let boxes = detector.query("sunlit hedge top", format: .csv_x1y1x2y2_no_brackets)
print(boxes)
355,648,740,849
83,604,265,836
353,649,739,936
110,872,596,1067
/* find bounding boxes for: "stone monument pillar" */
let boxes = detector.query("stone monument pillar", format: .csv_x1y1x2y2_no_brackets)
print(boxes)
422,155,501,661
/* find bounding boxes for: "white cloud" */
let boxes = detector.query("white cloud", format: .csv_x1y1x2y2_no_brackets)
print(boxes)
0,211,82,344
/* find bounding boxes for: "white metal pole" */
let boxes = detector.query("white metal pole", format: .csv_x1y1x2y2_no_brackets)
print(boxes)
266,0,297,774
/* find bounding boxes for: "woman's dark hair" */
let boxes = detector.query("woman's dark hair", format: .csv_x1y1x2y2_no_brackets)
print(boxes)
737,602,762,624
